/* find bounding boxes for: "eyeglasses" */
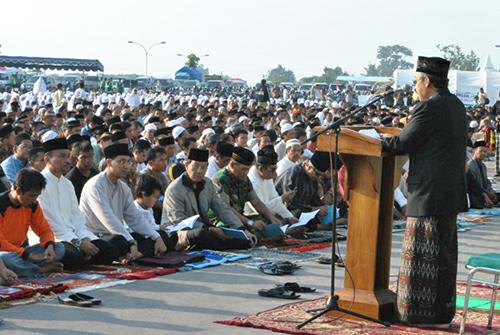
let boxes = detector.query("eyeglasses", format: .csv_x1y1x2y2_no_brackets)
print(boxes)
114,158,133,166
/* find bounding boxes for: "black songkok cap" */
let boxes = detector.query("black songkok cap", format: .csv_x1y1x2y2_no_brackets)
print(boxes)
111,131,127,142
155,128,171,137
416,56,450,78
216,142,234,158
147,116,160,124
42,137,68,153
92,115,104,125
187,148,209,162
158,136,175,146
231,146,255,166
186,125,199,134
0,124,14,138
257,145,278,165
107,115,121,126
472,140,486,148
104,143,131,159
66,134,84,147
310,151,331,173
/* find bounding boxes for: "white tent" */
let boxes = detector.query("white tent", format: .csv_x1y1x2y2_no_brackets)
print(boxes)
393,57,500,106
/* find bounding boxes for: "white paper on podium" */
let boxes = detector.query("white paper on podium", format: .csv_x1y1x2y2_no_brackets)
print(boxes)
166,215,200,234
358,128,381,140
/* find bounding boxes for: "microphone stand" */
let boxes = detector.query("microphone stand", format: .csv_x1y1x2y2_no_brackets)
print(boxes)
297,93,392,329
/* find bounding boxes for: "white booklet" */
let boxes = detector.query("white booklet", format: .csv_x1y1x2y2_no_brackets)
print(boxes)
358,128,381,140
281,209,321,233
166,215,200,234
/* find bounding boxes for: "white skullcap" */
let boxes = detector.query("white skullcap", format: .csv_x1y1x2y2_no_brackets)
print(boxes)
172,126,186,139
41,130,59,143
285,139,301,149
280,123,294,134
201,128,215,136
469,120,479,129
238,116,248,123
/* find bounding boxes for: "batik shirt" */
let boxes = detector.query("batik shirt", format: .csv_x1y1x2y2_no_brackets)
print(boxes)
212,167,257,214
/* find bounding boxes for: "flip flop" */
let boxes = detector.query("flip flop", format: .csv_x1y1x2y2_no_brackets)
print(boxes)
57,295,93,307
69,293,101,305
258,261,301,275
258,287,301,299
276,282,316,293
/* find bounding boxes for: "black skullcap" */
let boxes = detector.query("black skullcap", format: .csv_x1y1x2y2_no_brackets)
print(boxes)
155,128,171,137
416,56,450,79
0,124,14,138
231,146,255,166
381,116,393,126
202,115,212,123
472,140,487,148
186,125,199,134
158,136,175,146
42,137,68,153
104,143,131,159
257,145,278,165
66,134,84,147
111,131,127,142
310,151,332,173
133,139,151,151
187,148,209,162
107,115,121,126
216,142,234,158
92,115,104,125
253,125,265,132
147,116,160,124
265,129,278,143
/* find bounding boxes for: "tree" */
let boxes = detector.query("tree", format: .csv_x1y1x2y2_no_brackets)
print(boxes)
266,65,296,84
363,63,380,76
436,44,480,71
185,53,201,68
298,66,348,84
376,45,413,76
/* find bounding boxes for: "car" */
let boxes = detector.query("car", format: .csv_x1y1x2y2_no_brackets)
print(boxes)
329,82,346,91
353,83,372,94
176,79,200,90
83,75,100,92
206,80,224,90
298,83,313,93
226,80,248,90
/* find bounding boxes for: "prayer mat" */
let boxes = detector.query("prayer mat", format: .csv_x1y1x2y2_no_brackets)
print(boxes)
135,251,205,268
232,247,322,269
266,239,332,253
215,296,500,335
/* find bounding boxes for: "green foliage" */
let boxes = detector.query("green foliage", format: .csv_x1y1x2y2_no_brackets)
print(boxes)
363,45,413,76
185,53,201,68
436,44,480,71
298,66,348,84
266,65,296,84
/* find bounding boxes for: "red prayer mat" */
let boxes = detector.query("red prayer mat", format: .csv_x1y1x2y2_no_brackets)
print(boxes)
266,239,332,253
0,264,177,304
215,296,500,335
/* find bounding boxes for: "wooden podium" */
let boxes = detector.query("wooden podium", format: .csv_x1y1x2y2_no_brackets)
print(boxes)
315,126,406,322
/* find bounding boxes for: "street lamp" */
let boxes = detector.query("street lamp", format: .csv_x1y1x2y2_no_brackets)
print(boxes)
177,53,210,58
128,41,166,76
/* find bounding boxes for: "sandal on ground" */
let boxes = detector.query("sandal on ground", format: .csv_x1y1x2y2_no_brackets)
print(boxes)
258,287,301,299
69,293,101,305
57,295,93,307
276,282,316,293
258,261,301,275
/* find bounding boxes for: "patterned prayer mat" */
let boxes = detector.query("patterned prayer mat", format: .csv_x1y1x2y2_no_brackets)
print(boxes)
0,264,178,307
231,247,323,269
215,296,500,335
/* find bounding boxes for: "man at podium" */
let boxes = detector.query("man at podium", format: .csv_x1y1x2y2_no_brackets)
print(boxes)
382,56,468,328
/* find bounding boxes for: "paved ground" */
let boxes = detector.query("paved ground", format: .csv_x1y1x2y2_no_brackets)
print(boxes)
1,162,500,335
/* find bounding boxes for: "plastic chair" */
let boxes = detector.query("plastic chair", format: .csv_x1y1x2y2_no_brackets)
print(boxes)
459,253,500,335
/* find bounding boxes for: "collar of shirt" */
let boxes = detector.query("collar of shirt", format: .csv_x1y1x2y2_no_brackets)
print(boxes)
181,173,205,193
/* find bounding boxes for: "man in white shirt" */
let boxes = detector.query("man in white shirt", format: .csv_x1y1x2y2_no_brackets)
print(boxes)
274,123,296,161
246,146,298,225
72,81,88,104
79,143,167,260
276,139,302,176
38,138,119,269
205,142,233,179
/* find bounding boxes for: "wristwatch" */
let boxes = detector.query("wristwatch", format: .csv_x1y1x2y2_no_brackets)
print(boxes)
247,219,254,227
74,239,82,249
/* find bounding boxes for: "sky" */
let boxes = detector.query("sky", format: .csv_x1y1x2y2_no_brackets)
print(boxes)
1,0,499,84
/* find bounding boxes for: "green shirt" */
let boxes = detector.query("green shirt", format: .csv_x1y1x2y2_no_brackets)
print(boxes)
212,167,257,214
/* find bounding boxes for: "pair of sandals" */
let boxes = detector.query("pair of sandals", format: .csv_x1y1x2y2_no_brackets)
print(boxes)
58,293,101,307
258,261,301,275
258,282,316,299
